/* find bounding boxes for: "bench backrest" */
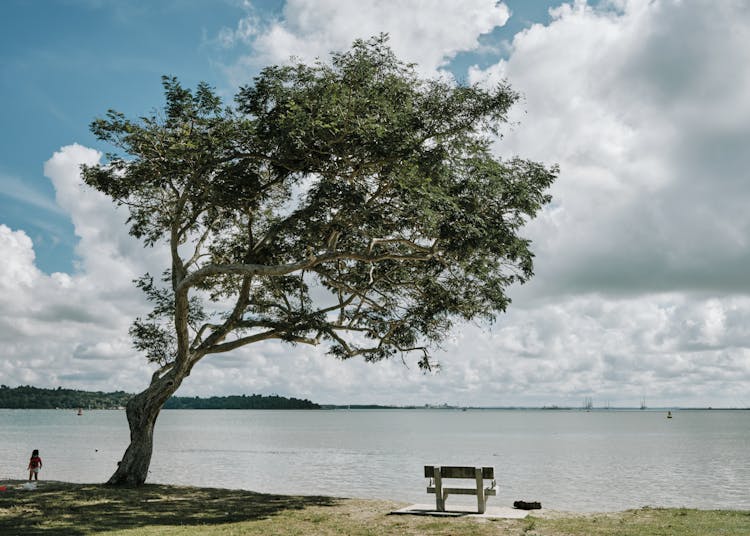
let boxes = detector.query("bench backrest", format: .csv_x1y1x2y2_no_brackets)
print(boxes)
424,466,494,479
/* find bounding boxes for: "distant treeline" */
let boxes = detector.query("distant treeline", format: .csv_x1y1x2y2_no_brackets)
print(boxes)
320,404,418,409
0,385,319,410
164,394,320,409
0,385,131,409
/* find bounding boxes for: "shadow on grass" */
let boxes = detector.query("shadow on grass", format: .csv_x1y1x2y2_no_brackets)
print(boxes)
0,481,339,535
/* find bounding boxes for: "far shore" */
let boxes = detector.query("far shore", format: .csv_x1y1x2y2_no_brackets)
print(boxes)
1,480,749,535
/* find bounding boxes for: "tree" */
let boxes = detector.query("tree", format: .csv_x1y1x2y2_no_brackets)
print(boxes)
84,35,557,486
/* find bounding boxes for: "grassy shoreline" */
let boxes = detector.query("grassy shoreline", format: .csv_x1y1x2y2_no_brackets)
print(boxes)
1,480,749,535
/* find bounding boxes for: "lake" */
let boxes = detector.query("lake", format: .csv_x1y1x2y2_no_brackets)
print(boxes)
1,408,748,512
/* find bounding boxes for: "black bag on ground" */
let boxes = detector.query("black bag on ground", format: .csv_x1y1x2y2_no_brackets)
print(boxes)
513,500,541,510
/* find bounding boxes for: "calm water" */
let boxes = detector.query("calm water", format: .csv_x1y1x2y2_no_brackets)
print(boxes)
1,408,748,512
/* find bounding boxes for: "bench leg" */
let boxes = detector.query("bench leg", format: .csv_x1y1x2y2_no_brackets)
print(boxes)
434,470,444,511
476,468,486,514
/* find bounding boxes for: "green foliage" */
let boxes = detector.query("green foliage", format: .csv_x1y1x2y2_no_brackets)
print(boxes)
163,393,319,409
0,385,318,410
0,385,131,409
533,508,750,536
83,35,557,374
129,273,207,366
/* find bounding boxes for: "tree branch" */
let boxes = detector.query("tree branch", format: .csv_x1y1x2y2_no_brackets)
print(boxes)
177,249,440,293
204,330,320,354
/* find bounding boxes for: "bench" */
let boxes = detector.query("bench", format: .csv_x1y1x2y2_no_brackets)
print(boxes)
424,465,496,514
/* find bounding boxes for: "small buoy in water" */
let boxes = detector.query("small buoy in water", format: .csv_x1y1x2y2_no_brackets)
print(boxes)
667,411,673,418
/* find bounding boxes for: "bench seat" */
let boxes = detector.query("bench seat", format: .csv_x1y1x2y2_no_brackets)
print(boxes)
426,486,496,496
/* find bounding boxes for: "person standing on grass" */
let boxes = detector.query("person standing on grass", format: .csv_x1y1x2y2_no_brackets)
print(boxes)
28,449,42,481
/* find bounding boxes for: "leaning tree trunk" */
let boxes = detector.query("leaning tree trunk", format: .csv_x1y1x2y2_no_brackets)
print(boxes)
107,373,183,485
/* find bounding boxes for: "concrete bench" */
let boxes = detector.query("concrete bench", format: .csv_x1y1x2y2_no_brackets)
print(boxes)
424,465,496,514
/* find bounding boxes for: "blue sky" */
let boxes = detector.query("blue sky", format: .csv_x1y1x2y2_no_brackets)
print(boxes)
1,0,249,272
2,1,750,407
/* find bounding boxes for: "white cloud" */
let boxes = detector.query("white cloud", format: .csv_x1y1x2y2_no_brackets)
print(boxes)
0,225,40,291
451,0,750,406
43,144,168,281
470,0,750,298
220,0,510,83
0,146,162,392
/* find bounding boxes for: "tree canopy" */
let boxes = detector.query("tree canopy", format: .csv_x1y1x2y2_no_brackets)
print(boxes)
83,35,556,485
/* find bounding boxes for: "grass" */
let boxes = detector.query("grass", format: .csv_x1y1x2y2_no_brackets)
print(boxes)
1,480,749,535
533,507,750,536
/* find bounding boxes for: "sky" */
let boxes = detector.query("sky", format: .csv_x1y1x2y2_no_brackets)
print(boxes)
1,0,749,408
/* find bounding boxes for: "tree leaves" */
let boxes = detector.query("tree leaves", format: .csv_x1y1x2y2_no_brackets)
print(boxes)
83,35,557,372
